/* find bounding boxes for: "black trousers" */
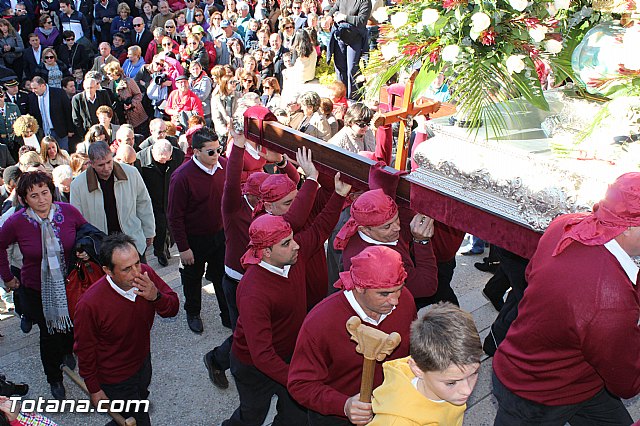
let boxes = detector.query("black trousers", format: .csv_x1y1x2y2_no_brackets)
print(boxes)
152,212,170,258
212,273,240,371
483,247,529,356
179,231,228,324
415,258,459,310
223,353,308,426
493,373,633,426
102,355,152,426
308,411,351,426
22,287,74,384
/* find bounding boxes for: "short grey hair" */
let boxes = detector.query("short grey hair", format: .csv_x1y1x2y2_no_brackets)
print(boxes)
237,1,249,10
298,91,321,112
116,125,134,141
52,165,73,183
152,139,173,158
88,141,112,161
153,27,165,37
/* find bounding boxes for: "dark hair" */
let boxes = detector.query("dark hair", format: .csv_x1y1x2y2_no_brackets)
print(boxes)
100,233,138,270
292,29,313,58
113,32,127,42
344,102,374,127
60,0,73,7
191,126,218,150
61,76,75,88
16,171,55,203
62,30,75,39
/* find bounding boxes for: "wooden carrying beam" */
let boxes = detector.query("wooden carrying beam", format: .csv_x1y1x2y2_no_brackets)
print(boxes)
243,108,542,258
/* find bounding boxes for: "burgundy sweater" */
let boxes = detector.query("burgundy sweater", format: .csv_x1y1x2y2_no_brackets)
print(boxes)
167,157,227,252
231,190,345,386
0,203,87,291
222,145,300,276
73,264,179,393
342,233,438,299
493,214,640,405
288,289,416,417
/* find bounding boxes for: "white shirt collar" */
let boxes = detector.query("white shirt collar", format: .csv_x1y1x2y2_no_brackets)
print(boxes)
344,290,394,326
258,260,291,278
107,275,138,301
358,230,398,246
604,239,639,285
244,195,255,211
192,155,222,175
245,142,261,160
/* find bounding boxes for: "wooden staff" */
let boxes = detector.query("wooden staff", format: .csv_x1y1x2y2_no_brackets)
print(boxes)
61,365,137,426
346,316,401,403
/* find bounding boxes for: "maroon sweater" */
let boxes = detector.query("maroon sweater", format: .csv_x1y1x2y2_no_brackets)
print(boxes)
494,214,640,405
73,264,179,394
167,157,227,252
231,191,345,386
288,289,416,417
342,233,438,299
0,203,87,291
222,145,300,276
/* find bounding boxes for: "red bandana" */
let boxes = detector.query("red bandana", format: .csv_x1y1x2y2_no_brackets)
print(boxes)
334,246,407,290
241,215,293,268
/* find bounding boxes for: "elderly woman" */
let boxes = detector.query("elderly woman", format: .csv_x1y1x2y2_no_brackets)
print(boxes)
296,91,331,141
35,48,70,89
40,136,71,171
328,102,376,153
104,62,149,132
122,46,145,79
110,3,134,38
0,18,24,80
164,19,182,45
188,61,212,123
34,15,61,49
74,124,108,155
260,76,281,111
279,16,295,49
0,171,89,399
13,115,43,154
52,164,73,202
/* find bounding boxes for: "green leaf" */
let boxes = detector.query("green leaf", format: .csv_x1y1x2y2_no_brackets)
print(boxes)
412,66,440,101
510,57,549,111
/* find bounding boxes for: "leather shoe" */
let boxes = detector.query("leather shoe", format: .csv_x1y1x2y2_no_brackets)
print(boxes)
157,253,169,267
50,382,66,400
203,351,229,389
461,249,484,256
482,289,504,311
474,260,500,273
62,353,76,370
187,314,203,334
20,315,32,333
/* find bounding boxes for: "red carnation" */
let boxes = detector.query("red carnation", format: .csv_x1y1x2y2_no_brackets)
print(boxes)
442,0,468,10
429,47,441,63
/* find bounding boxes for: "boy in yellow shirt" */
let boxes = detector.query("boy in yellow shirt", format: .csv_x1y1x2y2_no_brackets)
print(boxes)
369,303,483,425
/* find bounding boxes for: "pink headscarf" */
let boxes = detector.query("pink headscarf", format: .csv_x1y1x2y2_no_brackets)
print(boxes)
553,172,640,256
252,174,297,218
242,172,269,196
334,189,398,250
241,215,293,268
334,246,407,290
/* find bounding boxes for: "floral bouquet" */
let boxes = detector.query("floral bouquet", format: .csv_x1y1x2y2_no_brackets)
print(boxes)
365,0,602,133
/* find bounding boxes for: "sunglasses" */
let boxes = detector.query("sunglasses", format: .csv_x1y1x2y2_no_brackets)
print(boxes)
45,55,55,59
292,6,300,9
355,121,370,128
242,78,253,82
285,25,293,29
196,13,203,16
165,25,175,28
162,43,173,46
65,37,74,41
263,86,272,89
200,146,224,156
133,23,144,27
45,21,52,24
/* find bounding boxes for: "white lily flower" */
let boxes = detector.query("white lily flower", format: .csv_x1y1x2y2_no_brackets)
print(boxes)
509,0,528,11
471,12,491,32
529,25,548,42
544,39,563,54
381,41,400,60
554,0,571,9
371,7,389,23
390,11,409,28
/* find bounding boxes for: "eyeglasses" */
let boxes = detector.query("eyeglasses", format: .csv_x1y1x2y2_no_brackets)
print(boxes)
65,37,74,41
162,43,173,46
133,23,144,27
284,25,293,29
355,121,370,128
200,146,224,155
263,85,272,89
292,6,300,9
44,55,55,59
165,25,175,28
45,21,52,24
195,13,203,17
242,78,253,82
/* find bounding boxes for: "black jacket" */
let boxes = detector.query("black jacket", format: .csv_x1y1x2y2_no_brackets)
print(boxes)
27,86,73,137
56,43,89,73
33,60,71,83
130,29,154,57
71,89,114,135
5,90,30,115
22,46,42,80
135,145,185,217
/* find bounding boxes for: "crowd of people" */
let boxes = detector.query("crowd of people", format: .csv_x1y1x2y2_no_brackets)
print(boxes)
0,0,638,425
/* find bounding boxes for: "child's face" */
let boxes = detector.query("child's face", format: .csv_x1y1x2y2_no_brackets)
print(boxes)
284,57,292,68
413,361,480,406
253,51,263,62
250,21,259,31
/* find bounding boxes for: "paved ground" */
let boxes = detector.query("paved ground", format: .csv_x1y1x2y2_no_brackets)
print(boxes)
2,239,639,426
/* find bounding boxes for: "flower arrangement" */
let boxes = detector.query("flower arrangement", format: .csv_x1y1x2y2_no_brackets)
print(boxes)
365,0,604,133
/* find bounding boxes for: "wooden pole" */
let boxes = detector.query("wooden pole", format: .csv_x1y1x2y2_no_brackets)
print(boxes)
61,365,137,426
